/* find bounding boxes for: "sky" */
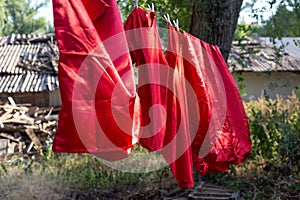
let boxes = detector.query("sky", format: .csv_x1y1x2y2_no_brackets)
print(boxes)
36,1,53,24
238,0,280,24
38,0,279,26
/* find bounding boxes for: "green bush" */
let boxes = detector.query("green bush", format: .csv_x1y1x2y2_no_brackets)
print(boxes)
245,93,300,172
207,94,300,199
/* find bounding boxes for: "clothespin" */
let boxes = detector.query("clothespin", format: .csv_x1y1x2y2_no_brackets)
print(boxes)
173,19,179,30
133,0,138,8
147,3,155,12
163,13,171,24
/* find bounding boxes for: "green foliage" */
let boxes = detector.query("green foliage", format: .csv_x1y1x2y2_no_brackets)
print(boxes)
241,0,300,37
245,94,300,167
261,3,300,37
234,72,247,97
1,0,51,36
206,94,300,199
0,0,5,33
234,22,266,40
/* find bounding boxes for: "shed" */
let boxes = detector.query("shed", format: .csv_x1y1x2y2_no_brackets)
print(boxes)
0,34,61,107
228,38,300,100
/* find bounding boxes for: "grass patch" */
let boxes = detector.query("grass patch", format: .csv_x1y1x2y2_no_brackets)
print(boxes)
0,149,170,199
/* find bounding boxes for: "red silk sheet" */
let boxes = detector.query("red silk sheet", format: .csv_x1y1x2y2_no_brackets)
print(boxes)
181,32,252,175
124,8,169,151
163,24,195,188
52,0,139,161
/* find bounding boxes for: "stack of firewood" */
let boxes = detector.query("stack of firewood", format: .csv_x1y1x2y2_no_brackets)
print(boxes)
0,97,57,156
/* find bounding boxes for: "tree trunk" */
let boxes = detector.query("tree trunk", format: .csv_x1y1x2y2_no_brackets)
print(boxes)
190,0,243,61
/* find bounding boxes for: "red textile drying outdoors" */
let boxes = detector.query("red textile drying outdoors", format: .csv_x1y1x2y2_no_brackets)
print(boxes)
181,32,252,175
163,24,194,188
124,7,168,151
52,0,251,189
52,0,139,161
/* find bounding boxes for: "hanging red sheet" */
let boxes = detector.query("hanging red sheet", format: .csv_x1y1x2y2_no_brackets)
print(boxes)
52,0,251,187
181,32,252,175
163,24,194,188
124,7,168,151
52,0,139,161
124,8,197,188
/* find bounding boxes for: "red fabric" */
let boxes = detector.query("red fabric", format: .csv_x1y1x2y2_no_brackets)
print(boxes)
181,32,251,175
53,1,251,187
163,24,194,188
124,7,168,151
52,0,139,161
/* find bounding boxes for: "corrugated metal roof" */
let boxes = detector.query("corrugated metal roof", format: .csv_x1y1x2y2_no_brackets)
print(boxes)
0,33,59,93
228,38,300,72
260,37,300,59
0,72,58,93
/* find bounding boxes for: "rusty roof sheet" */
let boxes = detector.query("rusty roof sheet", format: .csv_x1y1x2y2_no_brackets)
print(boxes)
228,38,300,72
0,33,59,93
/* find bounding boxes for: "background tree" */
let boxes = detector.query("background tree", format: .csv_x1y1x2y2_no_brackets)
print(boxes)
1,0,51,36
190,0,243,61
260,3,300,37
0,0,6,35
238,0,300,38
118,0,243,61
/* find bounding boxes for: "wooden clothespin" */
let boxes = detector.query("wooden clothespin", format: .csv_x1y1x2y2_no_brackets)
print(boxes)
147,3,155,12
163,13,171,24
173,19,179,30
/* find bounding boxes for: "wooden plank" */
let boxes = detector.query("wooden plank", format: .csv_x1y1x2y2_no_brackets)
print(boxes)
3,117,34,125
0,124,26,132
0,104,29,112
25,128,43,151
0,132,20,142
0,112,13,121
7,141,19,154
26,142,34,153
19,141,24,153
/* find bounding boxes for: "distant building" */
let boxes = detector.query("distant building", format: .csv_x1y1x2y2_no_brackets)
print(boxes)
0,34,60,107
228,37,300,100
